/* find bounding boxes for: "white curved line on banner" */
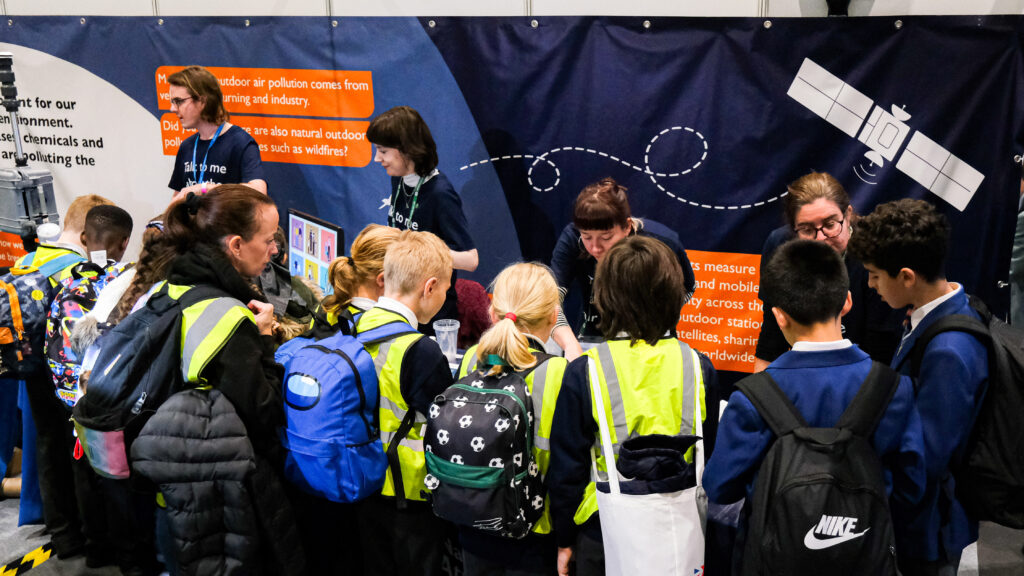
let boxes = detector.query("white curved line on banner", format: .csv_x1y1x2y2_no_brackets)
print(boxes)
459,126,786,210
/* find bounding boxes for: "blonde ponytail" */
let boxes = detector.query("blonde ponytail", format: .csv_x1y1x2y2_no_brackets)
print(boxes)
475,263,560,376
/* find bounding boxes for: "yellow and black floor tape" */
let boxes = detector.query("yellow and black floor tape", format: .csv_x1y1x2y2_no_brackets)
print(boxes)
0,543,52,575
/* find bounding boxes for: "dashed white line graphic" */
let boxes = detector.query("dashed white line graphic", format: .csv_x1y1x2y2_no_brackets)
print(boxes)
458,126,787,210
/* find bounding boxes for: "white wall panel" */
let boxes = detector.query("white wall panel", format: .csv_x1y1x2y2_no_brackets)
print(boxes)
156,0,326,17
531,1,759,16
3,0,1023,18
5,0,153,16
329,0,526,17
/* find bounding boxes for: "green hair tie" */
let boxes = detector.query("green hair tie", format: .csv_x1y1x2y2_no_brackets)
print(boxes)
485,354,508,366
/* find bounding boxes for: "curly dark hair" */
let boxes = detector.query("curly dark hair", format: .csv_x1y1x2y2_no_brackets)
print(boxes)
847,198,949,282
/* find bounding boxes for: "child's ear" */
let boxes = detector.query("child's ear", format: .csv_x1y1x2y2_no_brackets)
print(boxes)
375,272,385,290
423,277,439,297
120,236,129,251
840,291,853,317
898,267,917,288
771,306,789,331
80,231,89,249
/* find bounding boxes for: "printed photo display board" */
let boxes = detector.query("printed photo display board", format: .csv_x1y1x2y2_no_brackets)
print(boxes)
288,209,343,296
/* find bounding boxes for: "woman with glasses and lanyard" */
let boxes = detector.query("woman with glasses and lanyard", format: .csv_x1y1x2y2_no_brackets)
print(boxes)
167,66,267,202
365,106,478,331
752,171,905,372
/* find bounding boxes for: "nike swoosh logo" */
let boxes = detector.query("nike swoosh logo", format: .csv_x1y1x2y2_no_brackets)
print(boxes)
803,526,870,550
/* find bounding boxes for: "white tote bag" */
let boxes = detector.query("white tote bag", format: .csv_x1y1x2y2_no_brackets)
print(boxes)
590,358,706,576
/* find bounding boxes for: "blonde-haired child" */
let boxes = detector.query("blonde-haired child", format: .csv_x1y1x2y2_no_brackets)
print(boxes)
456,262,569,575
316,224,402,329
354,229,454,575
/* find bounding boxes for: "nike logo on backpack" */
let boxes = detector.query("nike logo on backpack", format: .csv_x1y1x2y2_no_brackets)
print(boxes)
803,515,870,550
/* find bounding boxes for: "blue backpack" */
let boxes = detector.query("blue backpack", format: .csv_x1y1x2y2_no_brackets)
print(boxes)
276,315,416,503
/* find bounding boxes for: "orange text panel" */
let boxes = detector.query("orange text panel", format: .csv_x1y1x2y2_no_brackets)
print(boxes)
155,66,374,119
0,231,27,267
161,114,371,168
676,250,763,373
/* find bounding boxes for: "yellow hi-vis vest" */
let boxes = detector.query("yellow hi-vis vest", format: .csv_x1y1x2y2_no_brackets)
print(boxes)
458,344,568,534
573,338,705,526
355,306,429,502
164,283,255,384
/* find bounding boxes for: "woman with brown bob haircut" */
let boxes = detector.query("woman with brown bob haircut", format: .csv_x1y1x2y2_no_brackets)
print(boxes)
549,176,696,360
547,235,717,576
365,105,477,333
167,66,267,198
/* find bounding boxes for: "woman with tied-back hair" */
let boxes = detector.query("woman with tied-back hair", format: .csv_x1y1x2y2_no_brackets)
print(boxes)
752,171,904,372
455,262,569,576
129,185,305,576
549,176,696,361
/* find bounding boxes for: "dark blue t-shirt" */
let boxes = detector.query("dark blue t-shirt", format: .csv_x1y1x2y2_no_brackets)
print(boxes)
168,125,265,191
387,171,475,323
550,219,696,338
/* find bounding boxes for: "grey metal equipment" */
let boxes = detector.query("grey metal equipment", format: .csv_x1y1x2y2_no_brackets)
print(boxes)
0,52,59,250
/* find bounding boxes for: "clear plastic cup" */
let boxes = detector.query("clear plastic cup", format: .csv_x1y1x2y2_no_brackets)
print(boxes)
433,319,460,363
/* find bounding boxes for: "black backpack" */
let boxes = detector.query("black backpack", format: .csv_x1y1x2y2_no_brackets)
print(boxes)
72,283,229,479
901,295,1024,528
423,358,548,539
735,362,900,576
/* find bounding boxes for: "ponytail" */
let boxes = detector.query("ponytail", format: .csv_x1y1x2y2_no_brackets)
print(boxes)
322,256,358,314
474,263,560,376
476,314,536,376
323,224,401,315
163,185,274,255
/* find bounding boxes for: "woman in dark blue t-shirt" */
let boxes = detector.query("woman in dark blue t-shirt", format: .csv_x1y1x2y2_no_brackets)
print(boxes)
365,106,478,327
167,66,266,201
550,177,696,360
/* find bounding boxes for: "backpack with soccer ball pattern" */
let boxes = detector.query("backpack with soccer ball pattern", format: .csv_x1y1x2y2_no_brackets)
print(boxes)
424,362,546,539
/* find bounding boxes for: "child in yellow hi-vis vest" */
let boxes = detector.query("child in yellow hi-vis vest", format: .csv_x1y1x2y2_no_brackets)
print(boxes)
354,230,454,576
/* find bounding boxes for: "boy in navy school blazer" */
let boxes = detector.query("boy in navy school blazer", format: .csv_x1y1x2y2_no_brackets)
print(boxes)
849,198,988,575
703,239,927,557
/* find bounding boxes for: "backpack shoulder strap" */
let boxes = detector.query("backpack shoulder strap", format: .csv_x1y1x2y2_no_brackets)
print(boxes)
836,361,902,438
356,320,419,346
905,314,991,376
736,372,808,437
13,251,86,278
176,284,238,310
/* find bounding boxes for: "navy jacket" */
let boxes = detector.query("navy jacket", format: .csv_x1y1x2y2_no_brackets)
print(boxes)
755,226,905,364
703,345,926,510
890,287,987,562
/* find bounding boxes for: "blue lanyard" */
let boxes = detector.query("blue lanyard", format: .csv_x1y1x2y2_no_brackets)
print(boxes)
192,123,225,185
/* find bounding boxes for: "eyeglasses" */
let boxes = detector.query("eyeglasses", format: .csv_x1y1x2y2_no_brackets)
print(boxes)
169,96,193,108
794,216,845,239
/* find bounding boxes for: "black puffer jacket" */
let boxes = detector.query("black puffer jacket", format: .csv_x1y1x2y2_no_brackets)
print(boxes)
132,388,305,576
